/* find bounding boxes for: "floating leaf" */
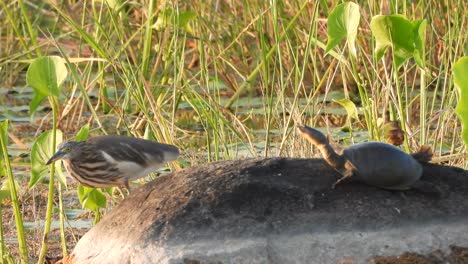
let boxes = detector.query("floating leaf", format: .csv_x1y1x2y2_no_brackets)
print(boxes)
26,56,68,114
453,56,468,147
370,15,426,68
77,186,107,211
29,130,64,188
326,2,360,57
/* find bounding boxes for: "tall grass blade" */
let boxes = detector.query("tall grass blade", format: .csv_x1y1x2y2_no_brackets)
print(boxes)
0,120,28,263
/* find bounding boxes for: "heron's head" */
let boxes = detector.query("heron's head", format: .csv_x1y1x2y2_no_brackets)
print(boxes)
46,141,81,165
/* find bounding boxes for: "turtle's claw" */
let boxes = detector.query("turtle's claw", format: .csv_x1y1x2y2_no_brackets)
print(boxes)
332,174,350,188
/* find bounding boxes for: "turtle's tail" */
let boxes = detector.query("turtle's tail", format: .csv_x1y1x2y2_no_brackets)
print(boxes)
411,145,433,163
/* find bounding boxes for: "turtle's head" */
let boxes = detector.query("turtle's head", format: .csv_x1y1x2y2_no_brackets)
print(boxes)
297,126,329,147
297,125,346,175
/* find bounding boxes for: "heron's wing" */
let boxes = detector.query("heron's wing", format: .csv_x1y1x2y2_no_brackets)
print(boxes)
88,136,179,165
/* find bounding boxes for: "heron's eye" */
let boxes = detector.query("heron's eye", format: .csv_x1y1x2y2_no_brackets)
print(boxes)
63,147,71,152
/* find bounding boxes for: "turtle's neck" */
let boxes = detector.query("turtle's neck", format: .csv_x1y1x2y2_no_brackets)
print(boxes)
318,144,345,173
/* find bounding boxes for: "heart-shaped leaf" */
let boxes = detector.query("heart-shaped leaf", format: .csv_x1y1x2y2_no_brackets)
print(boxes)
26,56,68,114
453,56,468,147
29,130,64,188
77,186,107,211
325,2,360,57
370,15,426,69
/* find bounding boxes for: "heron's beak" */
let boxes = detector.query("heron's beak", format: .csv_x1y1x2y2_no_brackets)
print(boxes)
46,150,65,165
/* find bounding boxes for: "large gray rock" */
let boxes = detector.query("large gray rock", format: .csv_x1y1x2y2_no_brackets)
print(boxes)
69,158,468,263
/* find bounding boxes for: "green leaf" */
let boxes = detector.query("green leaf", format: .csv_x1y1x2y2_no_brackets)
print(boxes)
0,190,10,202
334,98,359,120
29,93,46,116
153,9,196,33
370,15,426,69
0,121,8,202
325,2,360,57
99,0,120,9
453,56,468,148
154,9,169,30
0,179,21,201
0,120,7,146
74,124,90,142
0,120,9,176
78,186,107,211
412,19,427,68
2,179,21,191
0,121,21,201
26,56,68,114
29,130,63,188
0,160,4,176
177,11,196,33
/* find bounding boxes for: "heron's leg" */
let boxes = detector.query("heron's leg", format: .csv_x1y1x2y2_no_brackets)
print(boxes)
124,179,132,193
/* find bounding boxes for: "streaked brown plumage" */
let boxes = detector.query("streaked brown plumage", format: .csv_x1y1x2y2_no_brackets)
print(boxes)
46,136,180,190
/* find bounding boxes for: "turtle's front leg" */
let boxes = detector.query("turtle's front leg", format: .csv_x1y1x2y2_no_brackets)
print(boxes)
332,174,352,188
331,161,356,188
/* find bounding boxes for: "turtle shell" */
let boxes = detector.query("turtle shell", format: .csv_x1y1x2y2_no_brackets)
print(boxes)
343,142,423,190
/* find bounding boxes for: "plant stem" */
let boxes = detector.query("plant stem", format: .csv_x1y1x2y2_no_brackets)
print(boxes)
392,61,410,152
0,121,28,263
349,56,375,139
419,68,426,145
58,182,67,256
18,0,41,56
225,0,312,109
0,199,6,263
141,0,156,78
37,96,59,264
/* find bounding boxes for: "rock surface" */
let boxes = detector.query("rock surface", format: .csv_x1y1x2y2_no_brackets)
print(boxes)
70,158,468,264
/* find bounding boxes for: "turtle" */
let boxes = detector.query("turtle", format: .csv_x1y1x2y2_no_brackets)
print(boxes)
297,125,434,191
